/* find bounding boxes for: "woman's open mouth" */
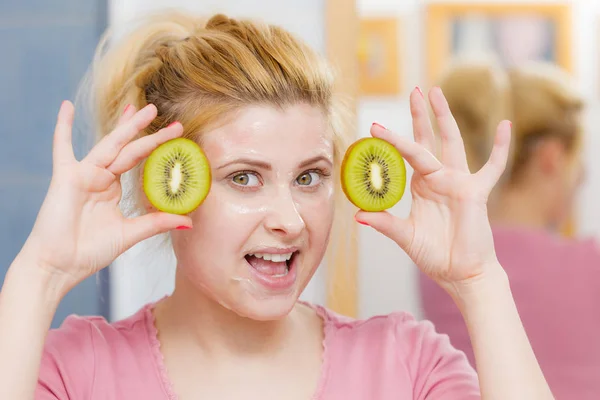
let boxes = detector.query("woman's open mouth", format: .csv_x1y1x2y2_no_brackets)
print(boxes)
244,250,299,291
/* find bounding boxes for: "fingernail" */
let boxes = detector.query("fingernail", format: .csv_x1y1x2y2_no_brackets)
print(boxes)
372,122,387,130
167,121,180,128
355,219,369,226
176,225,191,230
509,121,513,128
123,104,131,114
415,86,424,98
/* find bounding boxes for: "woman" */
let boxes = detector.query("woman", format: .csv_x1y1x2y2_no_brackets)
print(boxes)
419,61,599,400
0,12,552,399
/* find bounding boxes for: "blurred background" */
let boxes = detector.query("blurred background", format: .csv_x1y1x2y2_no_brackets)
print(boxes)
0,0,110,326
1,0,599,329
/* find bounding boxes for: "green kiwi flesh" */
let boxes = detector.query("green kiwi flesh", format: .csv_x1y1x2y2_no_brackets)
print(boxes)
341,137,406,212
143,138,211,215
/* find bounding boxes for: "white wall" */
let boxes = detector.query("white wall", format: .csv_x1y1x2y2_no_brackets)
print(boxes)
356,0,600,319
107,0,328,321
109,0,326,54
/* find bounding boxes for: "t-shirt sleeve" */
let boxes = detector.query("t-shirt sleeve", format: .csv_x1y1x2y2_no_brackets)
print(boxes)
394,313,481,400
35,316,96,400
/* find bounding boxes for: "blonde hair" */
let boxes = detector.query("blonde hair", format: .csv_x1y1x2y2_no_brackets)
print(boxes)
436,60,584,184
77,11,353,215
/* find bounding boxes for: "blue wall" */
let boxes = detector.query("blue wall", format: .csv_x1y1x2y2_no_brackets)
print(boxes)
0,0,109,328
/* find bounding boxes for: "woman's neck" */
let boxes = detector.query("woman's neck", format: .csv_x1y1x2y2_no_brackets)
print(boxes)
488,185,555,232
152,272,305,360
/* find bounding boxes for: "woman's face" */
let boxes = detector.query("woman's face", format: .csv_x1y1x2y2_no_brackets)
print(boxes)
170,104,335,320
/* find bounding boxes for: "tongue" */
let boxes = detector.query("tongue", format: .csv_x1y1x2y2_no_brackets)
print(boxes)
247,256,287,276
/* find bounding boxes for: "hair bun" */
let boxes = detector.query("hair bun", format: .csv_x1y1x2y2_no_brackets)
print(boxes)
205,14,237,30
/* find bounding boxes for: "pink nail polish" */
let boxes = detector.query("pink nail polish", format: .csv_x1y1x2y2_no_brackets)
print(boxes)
176,226,191,230
415,86,424,98
372,122,387,130
355,219,369,226
167,121,179,128
123,104,131,114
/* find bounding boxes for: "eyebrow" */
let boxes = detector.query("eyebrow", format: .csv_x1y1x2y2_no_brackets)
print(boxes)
216,155,333,171
217,158,272,171
298,155,333,169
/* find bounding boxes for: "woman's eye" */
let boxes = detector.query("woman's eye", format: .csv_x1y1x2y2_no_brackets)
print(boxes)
296,171,321,186
232,173,260,187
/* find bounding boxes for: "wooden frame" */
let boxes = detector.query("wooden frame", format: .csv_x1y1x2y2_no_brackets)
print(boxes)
358,17,401,96
425,3,573,86
324,0,359,317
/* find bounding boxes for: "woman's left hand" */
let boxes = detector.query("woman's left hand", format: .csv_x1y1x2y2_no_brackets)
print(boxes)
356,87,511,292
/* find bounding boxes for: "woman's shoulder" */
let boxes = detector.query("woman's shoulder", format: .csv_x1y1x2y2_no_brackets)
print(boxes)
310,301,465,355
306,300,431,338
41,301,156,371
38,302,161,398
44,301,153,351
491,226,600,276
492,225,600,256
302,302,481,398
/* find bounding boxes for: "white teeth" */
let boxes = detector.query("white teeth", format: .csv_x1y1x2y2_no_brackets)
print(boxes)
251,252,294,262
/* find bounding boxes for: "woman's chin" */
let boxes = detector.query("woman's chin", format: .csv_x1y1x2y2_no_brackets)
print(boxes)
228,289,300,321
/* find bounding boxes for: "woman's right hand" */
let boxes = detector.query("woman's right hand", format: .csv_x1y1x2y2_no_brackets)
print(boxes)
17,101,193,295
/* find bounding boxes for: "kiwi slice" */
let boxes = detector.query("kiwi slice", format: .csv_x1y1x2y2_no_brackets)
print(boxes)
341,137,406,212
143,138,211,215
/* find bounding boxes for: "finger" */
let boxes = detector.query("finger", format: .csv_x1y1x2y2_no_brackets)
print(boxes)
85,103,158,168
371,123,442,176
355,210,414,250
476,120,512,192
52,100,76,167
115,104,137,127
410,87,436,152
107,122,184,175
428,86,469,171
122,212,194,250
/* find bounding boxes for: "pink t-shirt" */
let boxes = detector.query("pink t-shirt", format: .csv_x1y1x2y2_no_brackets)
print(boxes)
419,226,600,400
36,300,480,399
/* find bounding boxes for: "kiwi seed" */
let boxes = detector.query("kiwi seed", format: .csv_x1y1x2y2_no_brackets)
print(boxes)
341,137,406,212
143,138,211,215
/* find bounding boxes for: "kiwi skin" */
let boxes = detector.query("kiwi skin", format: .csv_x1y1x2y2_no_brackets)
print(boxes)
340,137,406,212
143,138,212,215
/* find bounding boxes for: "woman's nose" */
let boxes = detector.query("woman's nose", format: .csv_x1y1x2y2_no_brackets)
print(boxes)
263,191,305,238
